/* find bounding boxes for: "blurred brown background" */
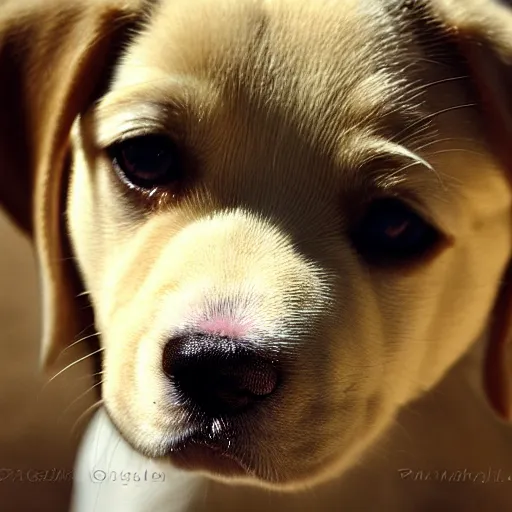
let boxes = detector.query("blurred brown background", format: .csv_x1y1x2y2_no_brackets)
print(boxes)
0,211,95,512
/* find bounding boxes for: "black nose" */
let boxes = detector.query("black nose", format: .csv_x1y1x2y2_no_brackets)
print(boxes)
163,334,279,416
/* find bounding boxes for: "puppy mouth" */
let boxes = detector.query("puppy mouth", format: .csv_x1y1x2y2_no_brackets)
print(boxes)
106,405,261,480
166,430,254,477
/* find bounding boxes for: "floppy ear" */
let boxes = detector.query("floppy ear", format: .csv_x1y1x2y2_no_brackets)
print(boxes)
426,0,512,419
0,0,144,369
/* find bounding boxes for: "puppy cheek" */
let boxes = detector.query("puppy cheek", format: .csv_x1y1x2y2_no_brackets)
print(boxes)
277,391,391,486
67,146,109,297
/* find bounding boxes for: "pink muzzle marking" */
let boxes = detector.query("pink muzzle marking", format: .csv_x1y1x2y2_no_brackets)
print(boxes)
197,318,252,338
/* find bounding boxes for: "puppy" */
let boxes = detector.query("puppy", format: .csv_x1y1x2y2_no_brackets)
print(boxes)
1,0,512,510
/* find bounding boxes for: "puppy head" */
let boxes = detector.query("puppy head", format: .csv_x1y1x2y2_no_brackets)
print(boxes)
2,0,512,490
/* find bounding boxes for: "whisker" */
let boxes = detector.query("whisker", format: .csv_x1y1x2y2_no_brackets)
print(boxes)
412,137,479,153
414,56,452,69
424,147,487,161
386,145,484,186
47,347,105,386
399,122,437,148
394,103,477,144
60,331,102,356
406,75,469,96
337,75,470,145
76,371,104,381
399,75,470,111
73,323,96,341
58,380,104,424
71,400,104,437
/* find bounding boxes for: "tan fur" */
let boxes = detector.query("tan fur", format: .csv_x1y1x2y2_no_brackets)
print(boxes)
1,0,512,508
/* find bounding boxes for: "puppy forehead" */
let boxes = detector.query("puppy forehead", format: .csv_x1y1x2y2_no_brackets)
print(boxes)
116,0,408,138
137,0,385,71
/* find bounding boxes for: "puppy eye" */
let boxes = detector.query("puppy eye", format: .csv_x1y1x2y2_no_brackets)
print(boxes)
107,135,183,190
351,198,441,264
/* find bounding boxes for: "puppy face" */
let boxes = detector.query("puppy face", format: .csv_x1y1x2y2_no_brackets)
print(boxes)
66,0,512,488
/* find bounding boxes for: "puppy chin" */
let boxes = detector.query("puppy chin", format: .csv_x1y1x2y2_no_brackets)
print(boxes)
105,408,298,489
104,402,391,493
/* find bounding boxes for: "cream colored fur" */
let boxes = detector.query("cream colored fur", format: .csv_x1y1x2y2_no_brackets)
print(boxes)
1,0,512,510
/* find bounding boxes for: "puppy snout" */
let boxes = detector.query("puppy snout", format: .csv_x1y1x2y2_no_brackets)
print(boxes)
163,334,280,416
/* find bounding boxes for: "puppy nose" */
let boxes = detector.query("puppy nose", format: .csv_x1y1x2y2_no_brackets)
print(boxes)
163,334,279,416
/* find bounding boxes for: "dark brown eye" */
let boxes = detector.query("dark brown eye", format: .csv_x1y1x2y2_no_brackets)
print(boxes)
351,198,441,265
108,135,183,190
